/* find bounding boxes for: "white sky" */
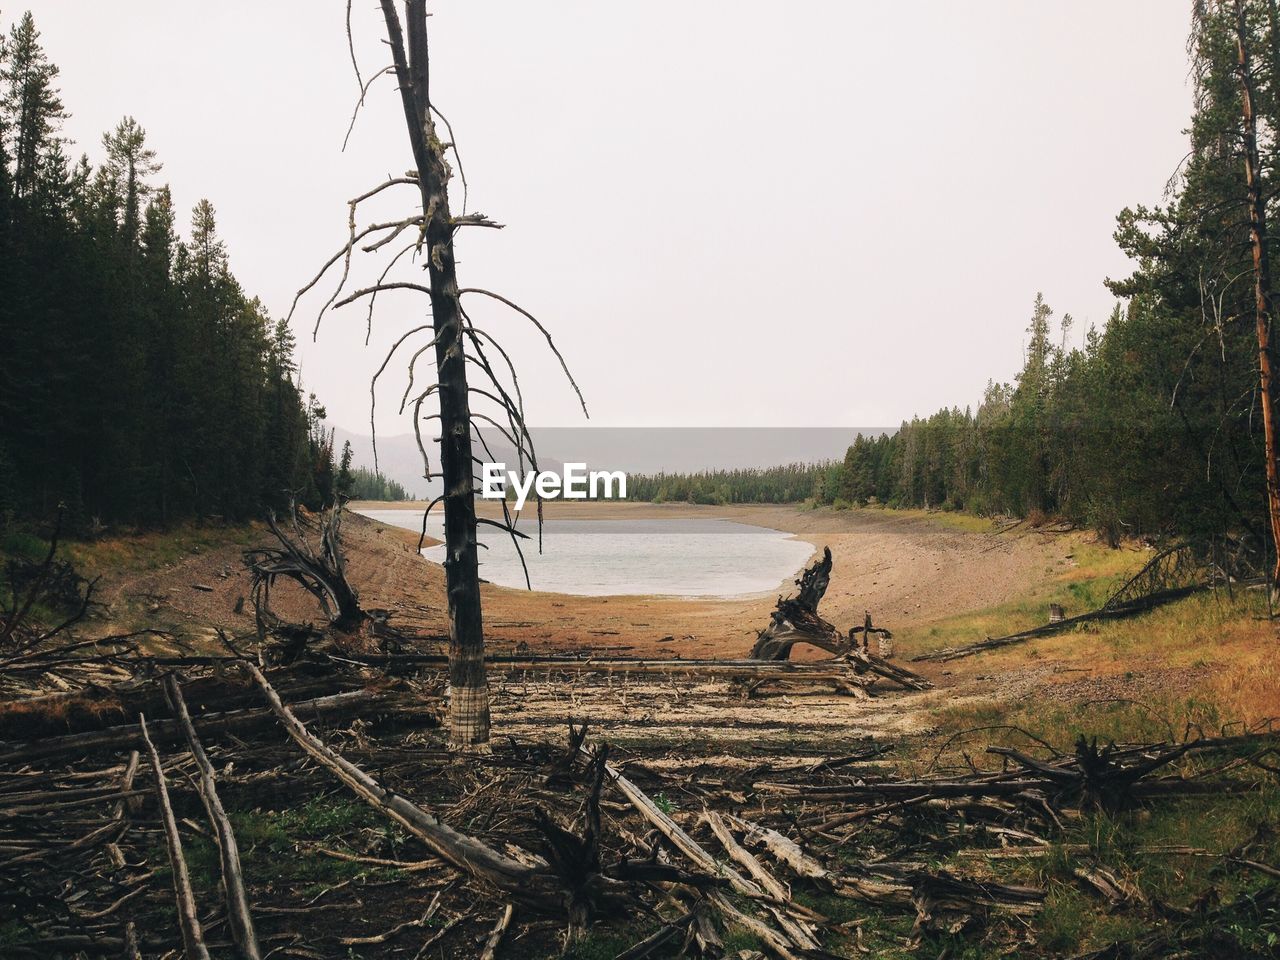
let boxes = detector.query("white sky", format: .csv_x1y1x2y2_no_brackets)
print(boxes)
23,1,1192,432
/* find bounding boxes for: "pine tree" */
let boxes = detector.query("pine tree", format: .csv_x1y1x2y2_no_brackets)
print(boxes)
1,12,64,200
103,116,161,249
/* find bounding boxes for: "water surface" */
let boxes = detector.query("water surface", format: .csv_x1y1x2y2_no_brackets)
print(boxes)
357,510,813,597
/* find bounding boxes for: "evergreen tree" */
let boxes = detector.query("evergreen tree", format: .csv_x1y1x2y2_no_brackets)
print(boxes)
2,11,63,199
0,11,337,531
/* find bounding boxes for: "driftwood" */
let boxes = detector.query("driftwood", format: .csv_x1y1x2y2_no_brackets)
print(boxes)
748,548,932,692
613,911,697,960
751,547,846,661
598,773,815,956
244,503,365,634
0,687,436,765
243,661,567,910
914,545,1232,663
726,812,1042,927
704,811,790,902
594,750,760,897
844,649,933,690
911,586,1209,663
479,904,514,960
140,713,211,960
163,674,261,960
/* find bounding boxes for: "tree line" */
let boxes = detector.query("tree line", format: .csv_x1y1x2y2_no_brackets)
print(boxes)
344,461,410,502
623,463,832,506
629,2,1280,557
0,11,404,529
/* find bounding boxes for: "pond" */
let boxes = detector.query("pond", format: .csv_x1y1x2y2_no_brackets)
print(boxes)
356,510,814,598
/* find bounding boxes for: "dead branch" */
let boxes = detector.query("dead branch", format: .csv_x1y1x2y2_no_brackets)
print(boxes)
244,660,567,910
140,713,211,960
164,674,261,960
0,687,433,765
457,287,589,417
479,904,514,960
244,502,365,636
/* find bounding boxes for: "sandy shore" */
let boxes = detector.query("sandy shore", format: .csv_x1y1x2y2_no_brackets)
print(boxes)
84,501,1074,663
341,501,1074,659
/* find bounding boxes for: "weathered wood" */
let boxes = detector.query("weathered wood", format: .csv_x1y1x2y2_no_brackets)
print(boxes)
479,904,514,960
573,748,814,960
246,504,365,633
245,661,564,910
726,814,832,885
707,891,802,960
164,674,261,960
140,713,211,960
378,0,490,748
0,687,434,765
911,584,1209,663
612,911,696,960
704,811,790,902
844,649,932,690
747,550,931,692
750,547,848,661
593,750,760,897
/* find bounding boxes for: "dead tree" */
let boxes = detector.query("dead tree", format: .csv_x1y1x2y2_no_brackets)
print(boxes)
749,549,931,690
1,509,98,662
750,548,848,660
287,2,586,747
244,503,364,636
1234,0,1280,589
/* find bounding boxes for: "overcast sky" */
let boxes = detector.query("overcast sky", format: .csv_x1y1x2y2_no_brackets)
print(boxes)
23,2,1192,433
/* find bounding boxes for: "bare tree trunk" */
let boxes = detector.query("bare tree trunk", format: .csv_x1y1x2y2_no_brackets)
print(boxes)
1235,0,1280,589
379,0,490,746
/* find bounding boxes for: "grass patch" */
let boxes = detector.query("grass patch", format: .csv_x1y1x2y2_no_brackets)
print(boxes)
562,925,674,960
901,538,1143,659
64,521,262,575
154,795,409,893
721,925,764,953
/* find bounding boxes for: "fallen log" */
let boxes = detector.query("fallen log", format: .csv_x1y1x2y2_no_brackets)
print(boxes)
704,811,791,902
727,812,1042,921
348,651,881,681
584,745,814,956
592,751,760,897
613,910,696,960
911,585,1212,663
164,674,261,960
0,673,344,740
707,890,803,960
140,713,211,960
0,687,437,765
844,649,932,690
752,778,1047,800
243,661,567,911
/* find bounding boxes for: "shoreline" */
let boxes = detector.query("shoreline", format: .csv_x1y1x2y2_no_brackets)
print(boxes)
74,500,1080,663
342,500,1076,659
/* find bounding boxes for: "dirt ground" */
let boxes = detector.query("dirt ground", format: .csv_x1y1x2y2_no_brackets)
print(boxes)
84,501,1073,666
